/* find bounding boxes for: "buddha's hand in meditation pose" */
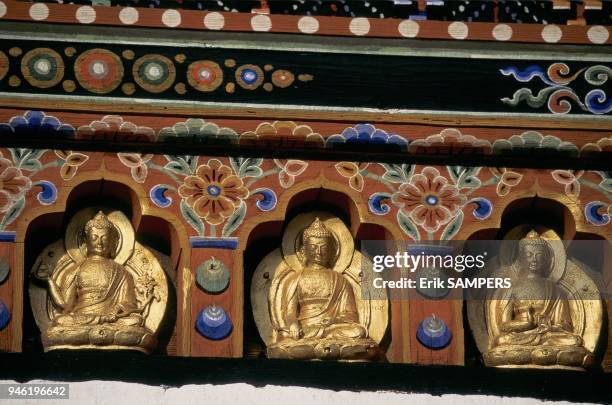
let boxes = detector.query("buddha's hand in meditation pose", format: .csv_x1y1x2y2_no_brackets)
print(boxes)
535,312,552,332
100,312,119,324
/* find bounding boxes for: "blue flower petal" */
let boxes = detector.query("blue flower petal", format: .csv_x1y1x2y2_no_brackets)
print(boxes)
252,188,277,211
470,197,492,220
584,201,610,226
150,184,173,208
35,180,58,205
368,193,391,215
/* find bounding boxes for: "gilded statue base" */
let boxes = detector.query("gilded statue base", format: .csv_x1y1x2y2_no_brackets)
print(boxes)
43,325,157,354
267,337,380,361
484,345,594,368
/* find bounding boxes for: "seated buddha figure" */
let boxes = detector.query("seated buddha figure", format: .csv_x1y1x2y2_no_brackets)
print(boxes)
267,217,379,360
484,230,593,368
35,211,157,352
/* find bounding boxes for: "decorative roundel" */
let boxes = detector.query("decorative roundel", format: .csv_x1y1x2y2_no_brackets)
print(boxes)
196,258,230,294
187,60,223,92
271,69,295,88
235,64,264,90
132,54,176,93
195,305,233,340
0,51,8,82
74,48,124,94
416,315,452,349
20,48,64,89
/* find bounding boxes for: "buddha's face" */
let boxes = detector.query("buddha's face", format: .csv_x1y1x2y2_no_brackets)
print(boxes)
304,236,334,268
85,226,115,258
519,244,550,276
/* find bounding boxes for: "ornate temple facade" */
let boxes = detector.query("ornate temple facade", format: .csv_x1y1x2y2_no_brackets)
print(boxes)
0,0,610,399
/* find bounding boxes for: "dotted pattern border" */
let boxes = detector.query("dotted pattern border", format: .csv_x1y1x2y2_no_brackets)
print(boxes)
0,2,609,45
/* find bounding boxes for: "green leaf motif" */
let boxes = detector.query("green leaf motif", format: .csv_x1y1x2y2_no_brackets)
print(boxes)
20,158,43,171
238,158,264,178
397,209,419,241
9,149,46,171
441,211,464,241
447,166,463,183
163,155,193,176
448,166,481,189
222,201,247,237
457,175,482,189
381,163,414,183
184,155,199,173
595,171,612,193
598,178,612,193
0,196,25,230
229,157,244,175
180,199,205,236
9,148,27,165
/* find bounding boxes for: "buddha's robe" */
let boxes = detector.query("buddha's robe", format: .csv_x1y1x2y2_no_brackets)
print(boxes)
492,278,582,348
49,256,141,327
281,268,366,340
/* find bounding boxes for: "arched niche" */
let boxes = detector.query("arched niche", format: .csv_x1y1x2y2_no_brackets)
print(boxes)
242,187,394,360
22,179,180,355
463,196,608,367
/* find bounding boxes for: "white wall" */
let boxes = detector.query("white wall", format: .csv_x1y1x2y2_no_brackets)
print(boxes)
0,380,594,405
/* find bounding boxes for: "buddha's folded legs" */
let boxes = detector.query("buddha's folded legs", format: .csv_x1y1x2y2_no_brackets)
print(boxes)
494,331,542,347
541,331,583,347
53,313,99,326
322,323,367,339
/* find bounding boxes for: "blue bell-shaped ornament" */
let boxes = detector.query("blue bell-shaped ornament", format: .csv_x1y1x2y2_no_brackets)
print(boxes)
195,305,233,340
416,314,452,349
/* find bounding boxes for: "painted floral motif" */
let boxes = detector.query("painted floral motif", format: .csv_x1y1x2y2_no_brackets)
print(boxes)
551,169,585,198
0,152,31,212
0,110,75,137
326,124,408,151
6,112,608,163
158,118,238,145
145,156,281,237
178,159,249,226
408,129,492,155
501,64,611,115
492,131,579,157
54,150,89,180
117,153,154,183
391,167,467,233
366,164,493,240
335,162,369,192
581,137,612,156
489,167,523,197
77,115,156,142
240,121,324,148
274,159,308,188
0,149,82,230
552,170,611,198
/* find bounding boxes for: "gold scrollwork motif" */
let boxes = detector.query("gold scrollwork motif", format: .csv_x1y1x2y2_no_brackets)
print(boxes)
29,208,169,353
467,225,602,369
251,212,388,361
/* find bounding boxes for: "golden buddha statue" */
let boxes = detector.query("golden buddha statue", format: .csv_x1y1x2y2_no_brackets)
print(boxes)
250,213,388,360
467,226,602,369
30,208,169,353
